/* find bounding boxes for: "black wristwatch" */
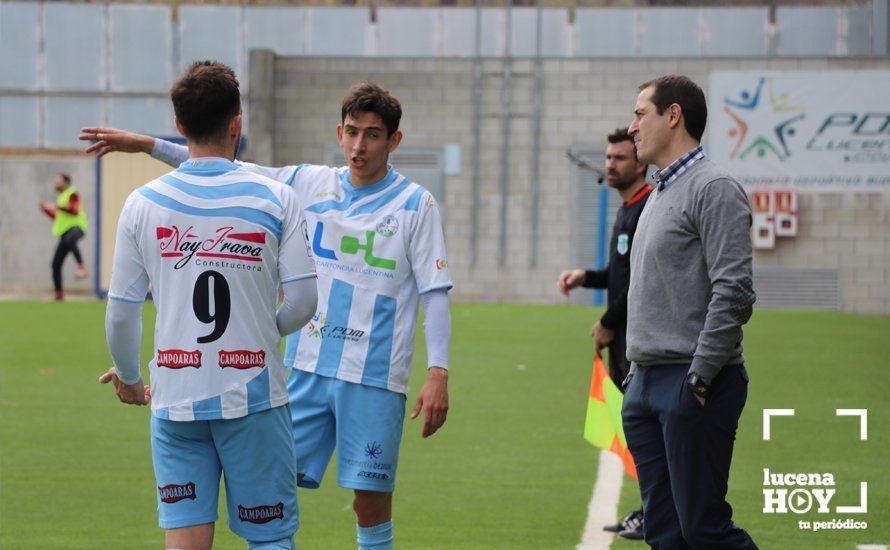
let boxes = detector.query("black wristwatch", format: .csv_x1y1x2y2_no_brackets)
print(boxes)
685,372,710,398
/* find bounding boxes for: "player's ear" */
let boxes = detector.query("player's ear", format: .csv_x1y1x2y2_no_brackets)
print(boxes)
230,114,243,138
388,130,403,153
174,116,187,139
336,123,344,145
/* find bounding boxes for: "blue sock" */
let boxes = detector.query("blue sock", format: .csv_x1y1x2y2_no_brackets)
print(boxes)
247,536,295,550
357,520,393,550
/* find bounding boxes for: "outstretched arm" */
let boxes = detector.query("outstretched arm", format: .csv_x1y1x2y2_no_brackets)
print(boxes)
80,127,190,167
80,127,155,157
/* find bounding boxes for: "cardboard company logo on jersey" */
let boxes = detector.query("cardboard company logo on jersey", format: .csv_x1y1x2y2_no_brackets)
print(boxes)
157,349,202,369
218,350,265,369
238,502,284,524
312,222,396,270
157,225,265,269
158,482,196,504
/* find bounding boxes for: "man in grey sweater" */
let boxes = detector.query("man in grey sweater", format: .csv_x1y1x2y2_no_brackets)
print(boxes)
622,75,758,549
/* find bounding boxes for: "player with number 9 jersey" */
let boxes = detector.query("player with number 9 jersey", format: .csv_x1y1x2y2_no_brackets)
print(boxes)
109,158,316,420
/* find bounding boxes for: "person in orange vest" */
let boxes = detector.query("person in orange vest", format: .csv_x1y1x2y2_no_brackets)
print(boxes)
39,172,88,300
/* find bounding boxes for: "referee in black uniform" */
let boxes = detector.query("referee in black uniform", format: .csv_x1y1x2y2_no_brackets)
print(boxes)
558,127,652,540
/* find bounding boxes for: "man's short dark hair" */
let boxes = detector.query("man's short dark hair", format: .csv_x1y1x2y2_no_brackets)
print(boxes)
341,83,402,137
171,61,240,143
58,172,71,185
639,75,707,142
607,127,637,159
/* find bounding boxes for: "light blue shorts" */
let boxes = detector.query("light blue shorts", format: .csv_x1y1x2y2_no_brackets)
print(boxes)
150,405,298,542
287,370,406,492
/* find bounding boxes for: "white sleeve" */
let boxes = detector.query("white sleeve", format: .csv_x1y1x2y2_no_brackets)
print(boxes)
278,186,316,285
107,196,150,304
421,288,451,370
408,192,453,294
106,196,150,384
150,138,188,167
238,161,309,188
276,278,318,337
106,299,143,384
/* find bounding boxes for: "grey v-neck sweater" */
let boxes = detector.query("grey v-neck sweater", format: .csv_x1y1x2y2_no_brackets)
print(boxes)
626,157,756,383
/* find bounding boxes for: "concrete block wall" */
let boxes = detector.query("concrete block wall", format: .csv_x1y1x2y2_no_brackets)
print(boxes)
260,55,890,314
0,156,96,296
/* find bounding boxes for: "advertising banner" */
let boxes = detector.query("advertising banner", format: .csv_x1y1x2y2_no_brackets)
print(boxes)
708,71,890,189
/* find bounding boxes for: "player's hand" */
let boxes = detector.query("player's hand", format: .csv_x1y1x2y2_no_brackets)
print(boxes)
99,367,150,405
39,201,54,212
592,320,615,356
557,269,586,296
411,367,448,438
80,127,155,158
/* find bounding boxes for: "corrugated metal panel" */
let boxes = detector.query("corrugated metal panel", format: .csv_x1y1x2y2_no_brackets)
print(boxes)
109,97,175,137
701,8,768,58
245,7,306,57
45,3,105,91
0,2,40,90
753,267,840,310
776,6,841,57
576,9,635,58
109,5,172,92
179,6,241,74
845,5,875,57
639,8,701,58
509,8,569,58
304,7,368,57
377,8,438,58
44,97,104,148
440,9,477,57
0,96,39,147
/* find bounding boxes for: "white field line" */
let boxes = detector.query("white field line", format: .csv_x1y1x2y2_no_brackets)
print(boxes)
577,450,625,550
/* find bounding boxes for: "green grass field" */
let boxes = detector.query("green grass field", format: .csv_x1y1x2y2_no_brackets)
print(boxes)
1,302,888,549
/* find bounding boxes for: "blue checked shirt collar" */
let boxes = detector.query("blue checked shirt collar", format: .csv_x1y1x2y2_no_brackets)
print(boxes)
652,146,705,191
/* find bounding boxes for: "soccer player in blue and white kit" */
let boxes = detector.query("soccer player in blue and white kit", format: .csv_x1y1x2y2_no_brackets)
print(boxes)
84,83,452,549
99,61,317,550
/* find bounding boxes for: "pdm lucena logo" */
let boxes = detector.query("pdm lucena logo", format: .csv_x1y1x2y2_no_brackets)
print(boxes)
723,77,806,162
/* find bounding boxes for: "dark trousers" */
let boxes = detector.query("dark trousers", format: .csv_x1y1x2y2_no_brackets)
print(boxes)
52,226,85,293
622,364,757,550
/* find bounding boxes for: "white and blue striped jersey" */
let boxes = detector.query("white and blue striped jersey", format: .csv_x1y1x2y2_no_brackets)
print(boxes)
240,162,452,395
108,158,316,421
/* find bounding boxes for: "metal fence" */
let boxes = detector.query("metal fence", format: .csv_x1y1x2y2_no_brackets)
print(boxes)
1,0,887,149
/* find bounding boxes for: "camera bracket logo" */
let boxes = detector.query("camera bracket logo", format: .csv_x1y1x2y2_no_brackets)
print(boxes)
761,408,869,532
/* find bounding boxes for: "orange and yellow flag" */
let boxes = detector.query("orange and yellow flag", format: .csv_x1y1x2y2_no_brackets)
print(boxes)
583,354,637,479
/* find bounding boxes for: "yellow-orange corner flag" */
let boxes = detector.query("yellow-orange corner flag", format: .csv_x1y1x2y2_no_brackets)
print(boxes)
583,354,637,479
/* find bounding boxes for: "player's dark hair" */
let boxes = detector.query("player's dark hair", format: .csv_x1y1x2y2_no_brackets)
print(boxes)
58,172,71,185
638,75,707,142
607,127,638,160
171,61,241,143
341,83,402,138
